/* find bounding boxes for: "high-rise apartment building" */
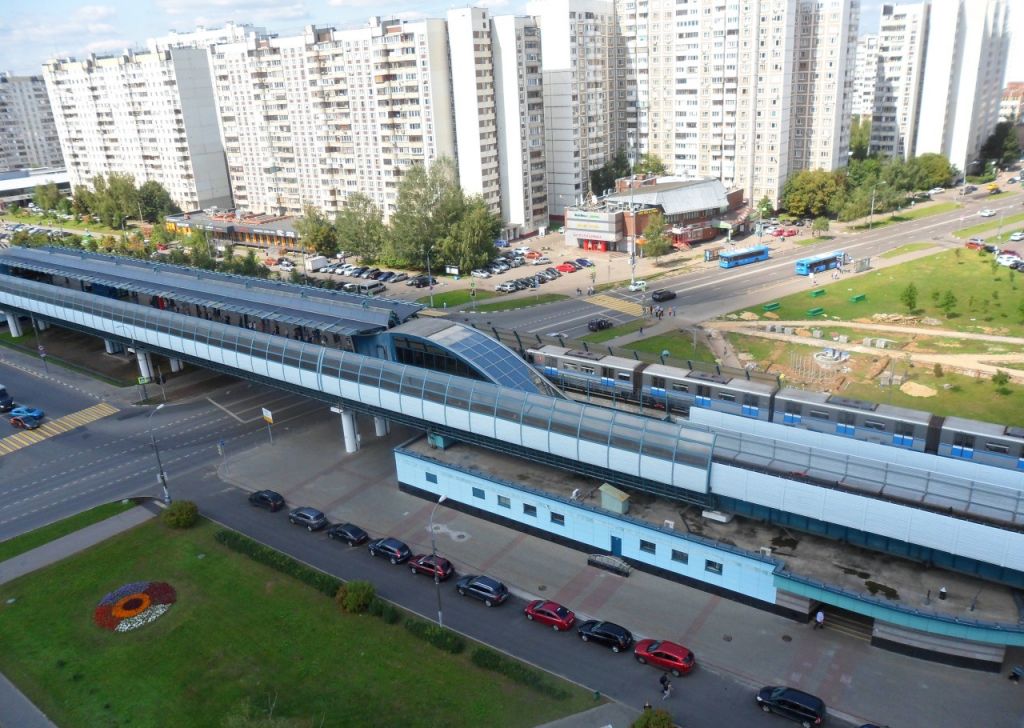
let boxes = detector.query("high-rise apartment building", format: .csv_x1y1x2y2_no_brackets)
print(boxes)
1001,82,1024,124
851,34,879,119
915,0,1010,172
491,15,548,238
42,48,232,211
869,3,929,159
0,72,64,170
537,0,617,216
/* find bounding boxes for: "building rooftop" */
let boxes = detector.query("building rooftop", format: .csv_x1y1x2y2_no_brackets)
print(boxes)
605,178,729,216
166,210,301,239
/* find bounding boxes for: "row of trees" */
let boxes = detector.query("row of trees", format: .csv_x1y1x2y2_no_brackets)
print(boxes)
295,157,503,275
70,173,180,228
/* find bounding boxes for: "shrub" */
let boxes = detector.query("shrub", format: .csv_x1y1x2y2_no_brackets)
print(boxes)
631,708,674,728
381,602,401,624
470,646,570,700
403,618,466,654
214,530,342,597
367,597,385,617
338,581,375,614
161,500,199,529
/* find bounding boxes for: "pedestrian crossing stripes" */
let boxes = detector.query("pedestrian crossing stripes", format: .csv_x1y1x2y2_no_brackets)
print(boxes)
0,402,119,456
416,307,449,317
585,294,643,317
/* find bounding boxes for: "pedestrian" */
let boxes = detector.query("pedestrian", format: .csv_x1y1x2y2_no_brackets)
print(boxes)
670,306,676,317
661,678,672,700
643,700,652,711
576,287,582,296
639,325,644,335
814,609,825,630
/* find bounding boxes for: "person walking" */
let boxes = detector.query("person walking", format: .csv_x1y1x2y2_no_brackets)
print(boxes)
661,677,673,700
814,609,825,630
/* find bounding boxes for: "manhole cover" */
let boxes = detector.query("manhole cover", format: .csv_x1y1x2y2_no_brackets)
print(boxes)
781,634,792,643
454,533,468,540
538,585,547,592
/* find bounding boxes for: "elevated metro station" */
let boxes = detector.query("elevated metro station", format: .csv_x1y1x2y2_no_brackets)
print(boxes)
1,245,1022,670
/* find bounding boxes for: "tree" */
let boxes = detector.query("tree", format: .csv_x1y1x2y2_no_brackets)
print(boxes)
755,196,774,220
137,180,179,223
631,708,674,728
437,196,501,274
589,149,630,198
334,192,386,262
294,204,338,257
811,217,830,236
390,157,464,269
782,170,842,218
640,211,672,260
939,289,958,317
849,117,871,161
907,153,953,190
633,153,667,177
71,185,95,216
900,283,918,312
32,181,63,211
1003,128,1022,168
185,229,216,270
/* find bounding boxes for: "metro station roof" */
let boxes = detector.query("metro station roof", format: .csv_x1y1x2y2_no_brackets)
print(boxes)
0,246,422,337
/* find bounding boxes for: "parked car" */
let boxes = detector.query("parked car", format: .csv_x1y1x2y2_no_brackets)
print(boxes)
496,282,517,293
628,280,647,292
9,406,44,419
524,250,542,259
348,266,368,277
983,244,1000,254
556,263,578,273
532,256,552,266
1009,231,1024,242
997,253,1019,267
514,246,532,255
377,271,396,282
455,574,509,607
544,267,561,278
651,289,676,303
577,620,633,652
278,262,295,272
9,414,42,429
966,237,986,248
978,208,996,217
471,269,491,278
782,228,798,237
929,187,945,194
1009,176,1021,184
361,268,381,279
288,507,328,531
326,522,368,545
524,599,576,631
389,273,409,283
367,537,412,564
408,554,455,580
633,639,696,676
575,258,595,267
755,686,826,727
248,489,284,511
407,275,436,288
588,318,613,331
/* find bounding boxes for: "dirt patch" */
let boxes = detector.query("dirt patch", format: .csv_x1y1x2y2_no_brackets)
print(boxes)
739,311,760,321
762,311,779,320
900,381,937,397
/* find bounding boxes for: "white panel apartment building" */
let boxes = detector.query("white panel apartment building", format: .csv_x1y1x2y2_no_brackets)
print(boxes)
868,3,929,159
914,0,1010,172
851,34,878,119
42,49,231,210
0,72,64,170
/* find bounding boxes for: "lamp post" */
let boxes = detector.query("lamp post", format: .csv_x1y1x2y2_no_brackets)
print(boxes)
869,181,887,230
429,494,447,628
425,246,435,308
147,404,171,504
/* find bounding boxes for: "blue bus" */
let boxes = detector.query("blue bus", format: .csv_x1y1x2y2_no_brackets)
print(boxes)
719,245,770,269
794,250,846,276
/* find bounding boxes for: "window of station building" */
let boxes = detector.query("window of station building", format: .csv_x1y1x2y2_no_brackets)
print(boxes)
705,559,723,575
639,540,656,555
425,473,438,484
523,504,537,517
472,487,485,500
550,512,565,526
497,495,511,509
671,549,689,564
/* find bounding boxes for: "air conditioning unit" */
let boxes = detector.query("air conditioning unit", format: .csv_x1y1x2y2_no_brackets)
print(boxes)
663,519,675,530
759,546,773,557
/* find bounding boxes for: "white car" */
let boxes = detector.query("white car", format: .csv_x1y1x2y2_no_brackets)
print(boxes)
978,209,996,217
996,253,1019,267
1009,231,1024,242
928,187,945,195
628,280,648,292
532,256,552,266
514,246,532,255
279,262,295,272
470,269,491,278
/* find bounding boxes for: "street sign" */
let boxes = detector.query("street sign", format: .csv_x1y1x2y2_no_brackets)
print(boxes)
262,407,273,424
137,376,150,385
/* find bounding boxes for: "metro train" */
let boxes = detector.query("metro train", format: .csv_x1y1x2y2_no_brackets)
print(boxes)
525,345,1024,472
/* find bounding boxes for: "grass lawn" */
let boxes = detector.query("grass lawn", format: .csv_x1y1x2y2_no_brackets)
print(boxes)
416,288,497,307
0,520,593,728
880,242,935,259
732,249,1024,337
580,319,645,343
848,201,962,231
473,293,568,312
954,212,1024,239
0,332,133,387
0,501,137,563
628,331,715,363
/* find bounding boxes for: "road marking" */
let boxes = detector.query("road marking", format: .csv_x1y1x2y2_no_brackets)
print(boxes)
206,396,247,423
0,402,119,457
584,294,643,317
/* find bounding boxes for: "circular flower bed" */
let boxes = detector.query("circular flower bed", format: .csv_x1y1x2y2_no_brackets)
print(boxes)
94,581,176,632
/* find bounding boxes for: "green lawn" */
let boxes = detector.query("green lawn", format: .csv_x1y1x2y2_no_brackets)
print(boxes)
416,288,497,307
0,520,592,728
628,331,715,363
0,501,137,563
0,332,134,387
848,201,962,231
580,319,645,343
954,212,1024,238
473,293,568,312
733,249,1024,337
880,242,935,259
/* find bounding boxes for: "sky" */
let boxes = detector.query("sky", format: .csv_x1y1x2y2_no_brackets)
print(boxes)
0,0,1018,82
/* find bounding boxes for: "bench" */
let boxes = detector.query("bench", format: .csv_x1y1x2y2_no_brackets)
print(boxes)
849,293,866,303
810,288,826,298
763,302,781,312
807,307,825,316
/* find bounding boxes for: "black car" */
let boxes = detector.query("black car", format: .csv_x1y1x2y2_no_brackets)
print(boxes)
577,620,634,652
288,507,328,531
588,318,613,331
651,289,677,302
248,489,284,511
455,574,509,607
407,275,437,288
327,522,369,545
755,686,826,728
367,537,412,564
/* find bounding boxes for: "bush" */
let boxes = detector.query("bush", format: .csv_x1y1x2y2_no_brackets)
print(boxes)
381,602,401,624
470,646,570,700
161,500,199,529
337,580,375,613
403,618,466,654
214,530,342,597
631,708,674,727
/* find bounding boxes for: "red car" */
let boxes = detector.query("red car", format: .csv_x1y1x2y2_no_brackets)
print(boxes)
782,229,798,237
771,228,786,237
633,639,696,677
408,554,454,581
555,262,577,273
523,599,576,631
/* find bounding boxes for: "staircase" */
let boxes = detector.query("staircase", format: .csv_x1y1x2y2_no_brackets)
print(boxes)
821,606,873,641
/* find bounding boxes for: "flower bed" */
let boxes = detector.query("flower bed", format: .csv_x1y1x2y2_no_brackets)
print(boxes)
94,581,176,632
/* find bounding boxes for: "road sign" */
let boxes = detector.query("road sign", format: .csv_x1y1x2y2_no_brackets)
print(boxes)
137,376,150,385
262,407,273,424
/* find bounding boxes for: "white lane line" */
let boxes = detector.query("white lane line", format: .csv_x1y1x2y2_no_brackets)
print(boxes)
206,396,247,423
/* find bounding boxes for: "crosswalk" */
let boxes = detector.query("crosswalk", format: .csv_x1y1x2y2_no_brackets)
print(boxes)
0,402,119,456
584,293,643,317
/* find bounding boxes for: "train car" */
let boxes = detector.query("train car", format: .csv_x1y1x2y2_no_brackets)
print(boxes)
771,387,936,451
938,417,1024,470
527,346,644,399
640,365,775,420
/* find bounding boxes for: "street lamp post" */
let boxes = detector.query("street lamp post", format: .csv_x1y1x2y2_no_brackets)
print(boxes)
147,404,171,504
425,246,435,308
429,494,447,628
869,181,887,230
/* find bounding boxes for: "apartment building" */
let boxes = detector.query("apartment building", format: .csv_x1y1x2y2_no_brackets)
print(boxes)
868,3,929,159
537,0,618,217
0,72,64,170
999,82,1024,125
851,34,879,119
915,0,1010,172
42,48,231,211
491,16,548,238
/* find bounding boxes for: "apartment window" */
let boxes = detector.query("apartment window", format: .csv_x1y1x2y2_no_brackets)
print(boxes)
497,495,511,509
472,487,485,500
523,504,537,517
425,472,438,484
551,512,565,526
640,540,656,555
705,559,723,575
671,549,689,564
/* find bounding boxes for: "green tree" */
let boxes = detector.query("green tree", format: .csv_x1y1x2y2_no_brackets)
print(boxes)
589,149,630,198
907,153,953,190
1003,129,1022,168
900,283,918,312
334,192,386,262
811,217,830,235
939,289,958,317
633,153,667,177
437,196,501,274
390,157,465,269
185,229,216,270
782,169,842,218
640,211,673,260
294,204,338,257
849,117,871,160
137,180,179,223
631,708,674,728
756,196,774,220
32,181,63,211
71,185,95,216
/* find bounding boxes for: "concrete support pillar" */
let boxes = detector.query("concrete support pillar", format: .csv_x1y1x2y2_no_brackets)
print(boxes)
103,338,123,354
33,318,49,332
136,350,154,380
5,312,23,338
374,416,389,437
340,409,359,454
168,358,183,373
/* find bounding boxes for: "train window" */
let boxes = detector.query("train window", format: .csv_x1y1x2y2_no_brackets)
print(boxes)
718,392,736,402
895,423,914,436
953,433,975,448
671,382,689,393
743,395,759,406
809,409,830,420
985,442,1010,454
616,371,632,382
651,376,666,388
601,367,613,378
581,365,596,375
838,412,856,425
863,419,886,431
696,385,711,398
784,401,801,414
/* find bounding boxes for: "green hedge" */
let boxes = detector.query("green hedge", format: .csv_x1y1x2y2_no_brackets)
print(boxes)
335,580,376,613
213,529,342,597
161,500,199,529
471,647,571,700
403,618,466,654
368,597,402,624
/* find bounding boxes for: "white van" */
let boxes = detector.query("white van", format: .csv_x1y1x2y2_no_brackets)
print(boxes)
357,282,386,296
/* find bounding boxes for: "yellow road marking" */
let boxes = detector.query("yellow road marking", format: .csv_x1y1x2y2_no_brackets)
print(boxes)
585,294,643,317
0,402,120,457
